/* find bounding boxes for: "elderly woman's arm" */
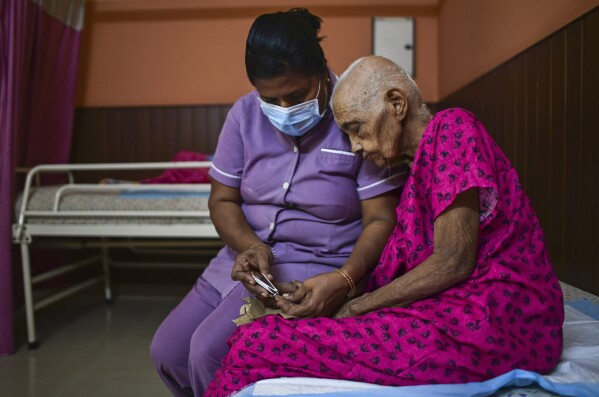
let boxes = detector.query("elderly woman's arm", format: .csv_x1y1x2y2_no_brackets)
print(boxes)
335,187,479,318
208,179,275,297
276,190,399,317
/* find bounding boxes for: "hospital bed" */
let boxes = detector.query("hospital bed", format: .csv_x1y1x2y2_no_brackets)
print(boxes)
12,161,221,349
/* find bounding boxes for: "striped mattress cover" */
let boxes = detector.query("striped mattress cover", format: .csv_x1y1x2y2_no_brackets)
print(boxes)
14,185,211,225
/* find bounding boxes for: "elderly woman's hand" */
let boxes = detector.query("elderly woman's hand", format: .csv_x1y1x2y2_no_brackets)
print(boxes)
231,244,274,298
274,272,350,318
333,288,410,318
333,292,375,318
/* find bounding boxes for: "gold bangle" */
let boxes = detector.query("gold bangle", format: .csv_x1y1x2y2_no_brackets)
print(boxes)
247,242,276,262
334,269,356,298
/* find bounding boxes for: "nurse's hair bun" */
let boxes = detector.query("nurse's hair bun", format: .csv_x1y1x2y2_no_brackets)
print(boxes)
289,8,323,39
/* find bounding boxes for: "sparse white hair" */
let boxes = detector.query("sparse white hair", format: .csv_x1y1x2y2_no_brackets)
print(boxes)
331,56,429,119
330,57,365,109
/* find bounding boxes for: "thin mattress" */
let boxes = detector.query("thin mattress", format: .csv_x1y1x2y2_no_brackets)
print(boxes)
14,185,211,225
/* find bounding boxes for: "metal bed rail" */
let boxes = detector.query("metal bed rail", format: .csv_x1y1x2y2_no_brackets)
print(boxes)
12,161,218,349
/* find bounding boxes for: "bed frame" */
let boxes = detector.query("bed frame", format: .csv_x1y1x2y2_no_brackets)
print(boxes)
13,162,221,349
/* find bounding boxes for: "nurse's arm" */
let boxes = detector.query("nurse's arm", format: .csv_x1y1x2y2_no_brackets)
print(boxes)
335,187,479,318
278,189,399,317
340,189,402,291
208,179,274,295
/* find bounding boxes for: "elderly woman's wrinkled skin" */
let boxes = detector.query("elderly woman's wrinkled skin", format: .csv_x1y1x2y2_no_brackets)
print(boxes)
332,56,429,168
330,56,480,318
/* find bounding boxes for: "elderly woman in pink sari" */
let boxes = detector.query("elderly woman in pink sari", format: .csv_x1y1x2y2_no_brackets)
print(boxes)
204,56,564,397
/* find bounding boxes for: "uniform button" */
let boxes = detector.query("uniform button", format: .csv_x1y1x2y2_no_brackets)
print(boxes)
282,182,290,190
269,222,275,231
293,146,298,153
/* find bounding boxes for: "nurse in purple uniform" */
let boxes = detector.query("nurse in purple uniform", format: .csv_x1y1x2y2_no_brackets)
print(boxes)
150,8,405,396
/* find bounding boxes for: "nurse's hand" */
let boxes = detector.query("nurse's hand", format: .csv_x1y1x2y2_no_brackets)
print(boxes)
231,244,274,298
275,272,350,318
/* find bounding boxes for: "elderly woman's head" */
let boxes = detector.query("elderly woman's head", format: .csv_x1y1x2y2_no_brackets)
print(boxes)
332,56,431,167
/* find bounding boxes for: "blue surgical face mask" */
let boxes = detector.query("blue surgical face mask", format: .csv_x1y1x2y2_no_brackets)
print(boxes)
258,79,325,137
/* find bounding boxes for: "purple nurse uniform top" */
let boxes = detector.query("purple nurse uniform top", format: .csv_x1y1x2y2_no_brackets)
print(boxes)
204,72,406,297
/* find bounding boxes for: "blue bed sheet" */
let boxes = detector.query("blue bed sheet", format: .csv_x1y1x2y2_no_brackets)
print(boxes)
118,190,210,199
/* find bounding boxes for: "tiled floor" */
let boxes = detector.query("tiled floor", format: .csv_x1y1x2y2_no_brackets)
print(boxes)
0,289,180,397
1,282,597,397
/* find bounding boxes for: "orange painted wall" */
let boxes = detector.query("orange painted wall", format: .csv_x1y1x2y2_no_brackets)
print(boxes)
438,0,599,99
77,17,255,106
76,1,440,106
77,0,598,107
414,16,437,102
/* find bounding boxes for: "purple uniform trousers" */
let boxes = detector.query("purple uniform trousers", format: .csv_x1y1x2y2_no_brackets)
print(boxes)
150,263,337,396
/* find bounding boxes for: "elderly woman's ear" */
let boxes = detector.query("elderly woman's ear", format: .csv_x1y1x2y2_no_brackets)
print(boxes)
385,88,408,121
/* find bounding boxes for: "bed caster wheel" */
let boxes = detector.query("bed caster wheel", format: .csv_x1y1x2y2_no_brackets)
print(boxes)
105,297,113,305
28,341,39,350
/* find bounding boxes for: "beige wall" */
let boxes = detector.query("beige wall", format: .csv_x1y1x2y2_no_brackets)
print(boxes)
438,0,599,99
76,0,440,106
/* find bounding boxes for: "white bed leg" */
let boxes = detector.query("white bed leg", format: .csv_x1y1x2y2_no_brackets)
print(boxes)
20,243,38,349
101,241,112,303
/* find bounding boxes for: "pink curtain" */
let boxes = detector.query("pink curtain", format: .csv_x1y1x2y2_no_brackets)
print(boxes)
0,0,84,355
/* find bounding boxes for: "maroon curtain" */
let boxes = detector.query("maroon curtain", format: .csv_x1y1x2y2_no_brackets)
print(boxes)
0,0,84,355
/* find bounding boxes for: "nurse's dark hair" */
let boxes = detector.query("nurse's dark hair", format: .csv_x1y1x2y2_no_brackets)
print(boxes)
245,8,327,84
